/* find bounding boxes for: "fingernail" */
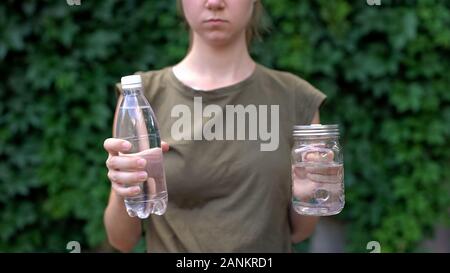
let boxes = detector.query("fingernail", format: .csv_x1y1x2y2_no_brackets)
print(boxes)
137,159,146,168
138,172,147,180
122,142,131,150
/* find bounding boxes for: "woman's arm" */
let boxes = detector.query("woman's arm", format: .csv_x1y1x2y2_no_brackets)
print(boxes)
289,110,321,243
290,207,320,243
104,190,142,252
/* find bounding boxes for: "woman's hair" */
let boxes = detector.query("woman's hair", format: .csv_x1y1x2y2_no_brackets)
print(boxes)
176,0,265,47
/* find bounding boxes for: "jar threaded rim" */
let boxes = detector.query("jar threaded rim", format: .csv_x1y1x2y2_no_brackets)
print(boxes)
293,124,340,137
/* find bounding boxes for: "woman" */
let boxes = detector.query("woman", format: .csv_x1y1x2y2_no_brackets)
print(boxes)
103,0,326,252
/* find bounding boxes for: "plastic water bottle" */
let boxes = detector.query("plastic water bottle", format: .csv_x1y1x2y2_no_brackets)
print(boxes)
114,75,168,218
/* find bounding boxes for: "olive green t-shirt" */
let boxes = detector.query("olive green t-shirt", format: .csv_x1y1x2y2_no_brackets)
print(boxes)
115,64,326,252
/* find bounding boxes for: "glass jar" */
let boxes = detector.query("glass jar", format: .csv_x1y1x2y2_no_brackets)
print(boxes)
291,124,344,216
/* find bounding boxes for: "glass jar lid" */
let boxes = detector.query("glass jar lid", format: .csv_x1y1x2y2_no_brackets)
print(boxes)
293,124,339,137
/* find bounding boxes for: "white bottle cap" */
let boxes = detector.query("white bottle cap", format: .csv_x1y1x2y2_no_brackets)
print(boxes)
121,75,142,89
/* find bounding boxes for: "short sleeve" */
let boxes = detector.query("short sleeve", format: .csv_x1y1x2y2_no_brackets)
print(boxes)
294,79,327,125
114,82,122,98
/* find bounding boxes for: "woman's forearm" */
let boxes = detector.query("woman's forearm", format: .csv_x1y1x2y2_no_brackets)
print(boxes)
289,206,320,244
104,190,142,252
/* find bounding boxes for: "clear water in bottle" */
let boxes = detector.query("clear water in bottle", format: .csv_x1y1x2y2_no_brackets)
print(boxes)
120,147,168,218
114,75,168,218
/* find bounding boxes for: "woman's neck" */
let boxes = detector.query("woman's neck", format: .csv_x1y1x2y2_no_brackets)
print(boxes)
173,33,255,91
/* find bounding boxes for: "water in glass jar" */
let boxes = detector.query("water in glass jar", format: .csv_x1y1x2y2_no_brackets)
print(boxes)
292,162,344,216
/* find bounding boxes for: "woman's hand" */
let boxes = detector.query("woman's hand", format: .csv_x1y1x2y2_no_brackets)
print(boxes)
292,147,342,202
103,138,169,198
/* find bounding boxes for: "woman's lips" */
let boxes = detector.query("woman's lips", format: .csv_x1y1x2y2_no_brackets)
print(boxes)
204,19,227,24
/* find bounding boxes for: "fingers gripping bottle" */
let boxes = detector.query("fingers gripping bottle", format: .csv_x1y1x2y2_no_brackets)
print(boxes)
114,75,168,218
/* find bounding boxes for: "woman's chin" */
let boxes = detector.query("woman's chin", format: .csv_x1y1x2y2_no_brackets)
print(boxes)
200,32,238,47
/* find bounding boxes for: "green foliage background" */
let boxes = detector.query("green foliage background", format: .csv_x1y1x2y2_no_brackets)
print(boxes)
0,0,449,252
